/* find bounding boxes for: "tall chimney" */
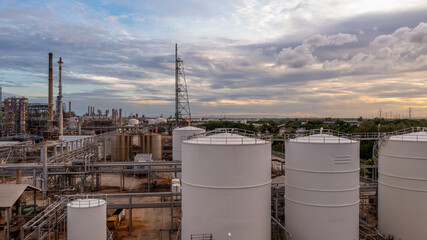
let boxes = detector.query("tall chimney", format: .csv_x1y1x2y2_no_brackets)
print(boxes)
48,53,53,120
88,106,90,116
69,101,71,117
58,57,64,136
119,108,123,126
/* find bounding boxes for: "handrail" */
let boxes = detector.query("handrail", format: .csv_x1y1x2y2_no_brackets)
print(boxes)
183,128,271,144
284,127,427,142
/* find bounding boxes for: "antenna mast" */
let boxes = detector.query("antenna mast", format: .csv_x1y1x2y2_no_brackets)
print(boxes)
175,44,191,127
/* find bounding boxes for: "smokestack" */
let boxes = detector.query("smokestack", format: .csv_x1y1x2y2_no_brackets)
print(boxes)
119,108,123,126
69,101,71,117
48,53,53,120
58,57,63,136
88,106,90,116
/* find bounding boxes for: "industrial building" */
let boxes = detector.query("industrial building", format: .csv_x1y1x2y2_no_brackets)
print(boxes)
2,49,426,240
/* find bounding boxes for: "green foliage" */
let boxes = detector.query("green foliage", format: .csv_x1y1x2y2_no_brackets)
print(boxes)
203,121,257,132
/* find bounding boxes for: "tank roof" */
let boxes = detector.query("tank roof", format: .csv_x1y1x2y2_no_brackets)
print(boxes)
388,131,427,142
67,198,106,208
174,126,204,131
184,133,268,145
291,133,356,143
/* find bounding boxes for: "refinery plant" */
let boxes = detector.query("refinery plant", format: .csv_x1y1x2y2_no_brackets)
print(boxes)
1,48,427,240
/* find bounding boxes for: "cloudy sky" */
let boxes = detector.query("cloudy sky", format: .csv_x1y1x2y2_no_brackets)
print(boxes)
1,0,426,118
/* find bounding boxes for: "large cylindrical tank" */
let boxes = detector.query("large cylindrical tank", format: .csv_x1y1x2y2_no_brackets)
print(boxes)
172,126,205,161
181,133,271,240
378,131,427,239
67,199,106,240
111,134,132,161
69,117,78,131
140,133,162,160
285,134,359,240
128,119,139,126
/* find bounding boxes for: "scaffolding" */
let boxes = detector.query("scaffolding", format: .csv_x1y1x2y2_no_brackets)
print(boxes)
2,97,28,136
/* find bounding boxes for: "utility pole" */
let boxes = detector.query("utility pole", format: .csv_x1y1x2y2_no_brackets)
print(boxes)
58,57,64,136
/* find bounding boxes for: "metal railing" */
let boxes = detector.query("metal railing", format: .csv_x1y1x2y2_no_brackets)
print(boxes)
284,127,427,142
284,129,357,143
184,128,271,145
385,127,427,141
190,234,214,240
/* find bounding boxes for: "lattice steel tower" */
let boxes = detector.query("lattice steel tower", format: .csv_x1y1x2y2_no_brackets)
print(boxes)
175,43,191,127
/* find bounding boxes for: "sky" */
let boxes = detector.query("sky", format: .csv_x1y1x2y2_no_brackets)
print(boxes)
0,0,426,118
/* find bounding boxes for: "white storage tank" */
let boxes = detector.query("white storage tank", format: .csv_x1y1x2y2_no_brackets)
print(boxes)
378,130,427,240
173,126,205,161
285,133,359,240
128,119,139,126
181,131,271,240
67,198,107,240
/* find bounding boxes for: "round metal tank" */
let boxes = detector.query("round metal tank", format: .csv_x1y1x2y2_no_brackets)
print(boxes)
67,199,106,240
128,119,139,126
68,117,78,131
285,134,359,240
181,132,271,240
172,126,205,161
378,131,427,239
111,134,132,161
140,133,162,160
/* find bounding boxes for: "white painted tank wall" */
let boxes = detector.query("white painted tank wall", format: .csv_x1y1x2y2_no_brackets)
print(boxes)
172,126,205,161
67,199,106,240
378,132,427,240
181,133,271,240
285,134,359,240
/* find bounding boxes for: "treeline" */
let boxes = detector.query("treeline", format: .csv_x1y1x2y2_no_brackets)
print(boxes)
203,121,257,132
201,118,427,160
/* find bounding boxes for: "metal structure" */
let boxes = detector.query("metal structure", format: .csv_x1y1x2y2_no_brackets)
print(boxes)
181,129,271,240
48,53,54,121
174,44,191,127
378,128,427,239
2,97,28,136
57,57,64,136
285,133,359,240
20,192,180,240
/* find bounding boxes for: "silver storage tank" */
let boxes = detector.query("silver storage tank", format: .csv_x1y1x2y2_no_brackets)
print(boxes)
378,130,427,239
285,133,359,240
181,131,271,240
67,199,106,240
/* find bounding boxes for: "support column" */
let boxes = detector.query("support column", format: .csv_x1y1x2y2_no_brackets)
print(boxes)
170,195,174,238
33,168,36,186
148,165,151,192
129,195,133,233
41,142,48,198
6,207,10,240
103,139,107,162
